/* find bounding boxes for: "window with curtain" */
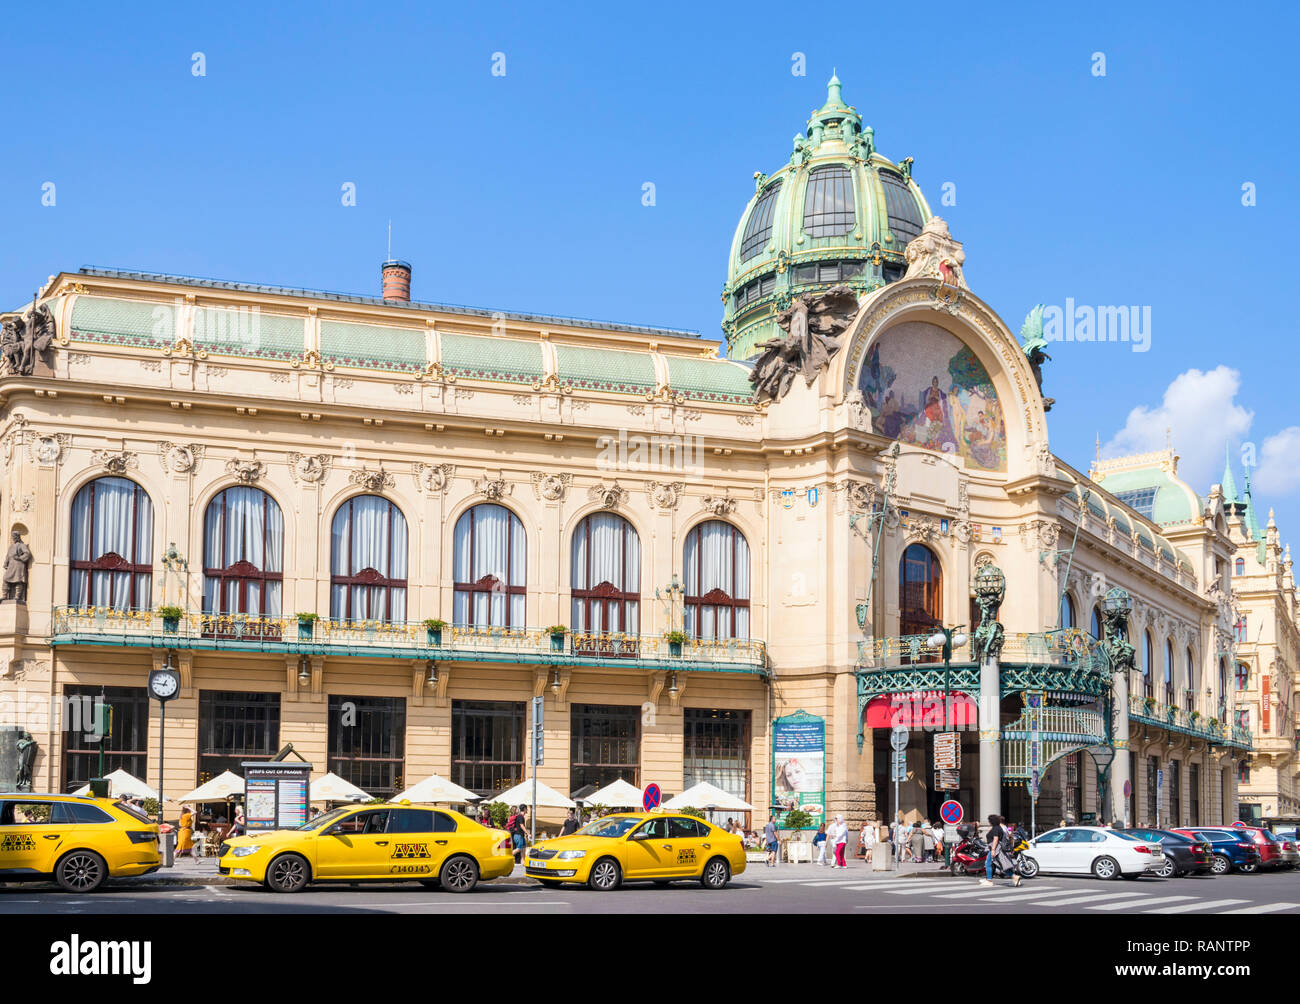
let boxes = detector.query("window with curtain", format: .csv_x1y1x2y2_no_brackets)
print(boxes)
69,477,154,610
1164,640,1174,704
1236,662,1250,690
683,520,750,640
1186,647,1197,711
202,487,284,619
330,495,408,622
453,504,526,628
1143,631,1154,698
571,513,640,655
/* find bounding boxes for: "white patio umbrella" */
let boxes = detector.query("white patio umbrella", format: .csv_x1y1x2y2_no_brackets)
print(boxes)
71,768,158,801
664,781,753,812
392,773,480,805
493,777,576,809
310,772,371,803
576,777,643,808
176,770,245,803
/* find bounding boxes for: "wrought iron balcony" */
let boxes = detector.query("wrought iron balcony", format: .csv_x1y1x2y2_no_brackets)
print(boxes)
48,607,769,676
1129,693,1252,751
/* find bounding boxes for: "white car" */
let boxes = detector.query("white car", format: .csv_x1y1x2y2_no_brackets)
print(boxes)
1020,826,1165,880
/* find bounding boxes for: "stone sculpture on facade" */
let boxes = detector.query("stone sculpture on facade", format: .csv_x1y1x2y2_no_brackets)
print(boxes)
1100,587,1136,679
2,530,32,603
903,217,967,289
0,300,57,377
15,731,36,791
1019,304,1054,412
748,285,860,403
970,562,1006,663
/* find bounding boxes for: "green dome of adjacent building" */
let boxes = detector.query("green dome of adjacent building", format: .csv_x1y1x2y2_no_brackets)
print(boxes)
721,74,933,360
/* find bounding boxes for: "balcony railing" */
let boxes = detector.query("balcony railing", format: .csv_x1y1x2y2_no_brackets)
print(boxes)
48,607,769,674
1129,693,1252,750
858,628,1106,672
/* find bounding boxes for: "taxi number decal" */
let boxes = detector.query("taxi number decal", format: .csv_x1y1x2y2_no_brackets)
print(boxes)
0,835,36,852
391,864,431,874
391,842,431,859
677,848,696,865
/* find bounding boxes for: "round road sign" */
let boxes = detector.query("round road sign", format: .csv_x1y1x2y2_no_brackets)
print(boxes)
643,783,661,811
1122,779,1132,799
890,726,909,751
940,800,963,826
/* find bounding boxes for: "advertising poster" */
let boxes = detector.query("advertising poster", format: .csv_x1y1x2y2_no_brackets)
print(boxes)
243,761,313,832
772,710,825,829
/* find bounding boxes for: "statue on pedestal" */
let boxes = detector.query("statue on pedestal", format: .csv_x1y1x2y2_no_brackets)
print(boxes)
16,731,36,791
3,530,32,603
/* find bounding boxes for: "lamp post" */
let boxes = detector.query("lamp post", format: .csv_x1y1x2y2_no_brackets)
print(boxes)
1101,586,1134,826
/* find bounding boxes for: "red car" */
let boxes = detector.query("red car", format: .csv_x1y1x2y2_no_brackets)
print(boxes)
1233,825,1287,870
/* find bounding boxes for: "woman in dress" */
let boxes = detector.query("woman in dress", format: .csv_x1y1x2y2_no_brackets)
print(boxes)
177,804,194,858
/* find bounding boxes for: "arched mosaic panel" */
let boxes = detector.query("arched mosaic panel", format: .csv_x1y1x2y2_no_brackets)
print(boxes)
857,320,1007,472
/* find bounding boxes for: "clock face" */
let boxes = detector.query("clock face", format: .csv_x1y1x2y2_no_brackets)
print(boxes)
150,671,179,699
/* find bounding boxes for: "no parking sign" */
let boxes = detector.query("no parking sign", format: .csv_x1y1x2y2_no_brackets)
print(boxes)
643,783,662,811
940,800,963,826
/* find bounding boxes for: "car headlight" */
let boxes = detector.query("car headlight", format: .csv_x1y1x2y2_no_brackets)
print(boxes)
557,850,587,860
231,845,264,857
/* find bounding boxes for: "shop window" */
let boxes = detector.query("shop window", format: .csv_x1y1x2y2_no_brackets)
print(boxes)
571,704,640,791
61,685,149,791
328,695,406,799
451,700,524,798
198,691,280,783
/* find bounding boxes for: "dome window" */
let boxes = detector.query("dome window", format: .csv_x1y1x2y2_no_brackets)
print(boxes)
739,181,782,262
802,166,855,238
733,273,776,310
879,171,925,244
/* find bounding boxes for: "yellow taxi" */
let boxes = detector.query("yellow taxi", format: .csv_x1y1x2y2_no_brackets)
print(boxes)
219,801,515,893
0,793,161,892
525,811,746,891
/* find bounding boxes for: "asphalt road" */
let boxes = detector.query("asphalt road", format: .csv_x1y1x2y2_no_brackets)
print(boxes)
5,864,1300,914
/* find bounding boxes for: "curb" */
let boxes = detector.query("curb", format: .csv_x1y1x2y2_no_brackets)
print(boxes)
108,872,540,889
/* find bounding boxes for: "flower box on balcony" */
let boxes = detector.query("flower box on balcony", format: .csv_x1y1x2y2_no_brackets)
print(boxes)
158,606,183,634
423,619,447,645
664,630,687,657
296,613,318,641
546,626,569,652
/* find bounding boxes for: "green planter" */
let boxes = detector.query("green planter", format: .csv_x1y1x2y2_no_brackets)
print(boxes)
550,634,565,652
298,621,314,641
427,627,442,646
668,640,683,657
162,617,179,634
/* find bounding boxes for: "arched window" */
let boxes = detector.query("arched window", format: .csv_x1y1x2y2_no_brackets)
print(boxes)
330,496,408,622
1090,606,1103,640
1142,631,1154,698
1235,558,1245,576
1060,593,1076,630
803,165,855,238
684,521,750,640
1186,647,1197,711
1164,640,1175,705
203,487,284,618
571,513,641,642
453,504,525,628
1236,662,1251,690
740,181,782,262
1218,658,1228,718
69,477,154,610
899,544,943,640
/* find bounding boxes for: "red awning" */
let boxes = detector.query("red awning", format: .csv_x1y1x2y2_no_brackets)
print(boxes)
864,692,977,729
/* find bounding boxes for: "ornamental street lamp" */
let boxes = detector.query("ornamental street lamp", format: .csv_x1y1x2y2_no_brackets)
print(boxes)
1089,745,1116,824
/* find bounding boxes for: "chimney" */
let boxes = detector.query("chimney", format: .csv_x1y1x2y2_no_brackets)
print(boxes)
381,259,412,302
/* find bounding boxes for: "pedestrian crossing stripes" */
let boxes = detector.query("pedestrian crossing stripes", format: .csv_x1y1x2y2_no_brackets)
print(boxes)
766,873,1300,914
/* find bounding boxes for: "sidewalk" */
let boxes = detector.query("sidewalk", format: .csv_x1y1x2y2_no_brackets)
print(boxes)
747,859,948,881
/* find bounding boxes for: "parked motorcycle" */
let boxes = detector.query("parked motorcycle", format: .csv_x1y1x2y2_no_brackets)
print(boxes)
949,824,1035,878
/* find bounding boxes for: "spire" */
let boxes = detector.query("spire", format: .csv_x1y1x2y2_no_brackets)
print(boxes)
1243,463,1261,540
824,70,846,110
1221,442,1239,506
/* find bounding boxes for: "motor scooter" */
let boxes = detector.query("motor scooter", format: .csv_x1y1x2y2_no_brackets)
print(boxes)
948,824,1034,878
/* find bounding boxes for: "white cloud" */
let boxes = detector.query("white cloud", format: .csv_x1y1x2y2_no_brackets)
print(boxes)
1254,427,1300,497
1102,366,1253,491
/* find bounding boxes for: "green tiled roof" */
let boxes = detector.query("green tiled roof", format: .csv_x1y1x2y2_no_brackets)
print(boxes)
1099,468,1199,526
69,296,170,348
664,357,755,404
555,344,656,394
193,306,304,361
321,320,425,372
440,333,544,384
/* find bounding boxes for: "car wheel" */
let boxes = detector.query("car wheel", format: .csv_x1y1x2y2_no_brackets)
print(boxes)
1017,856,1039,879
265,853,310,893
1154,857,1175,879
1091,855,1120,880
55,850,107,894
588,857,621,891
1239,861,1258,875
701,857,731,890
1211,854,1231,875
440,855,479,894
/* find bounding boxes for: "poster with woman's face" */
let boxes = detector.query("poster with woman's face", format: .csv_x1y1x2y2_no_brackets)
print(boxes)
773,715,826,827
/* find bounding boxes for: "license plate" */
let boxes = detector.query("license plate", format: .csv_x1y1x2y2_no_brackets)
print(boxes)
530,859,547,868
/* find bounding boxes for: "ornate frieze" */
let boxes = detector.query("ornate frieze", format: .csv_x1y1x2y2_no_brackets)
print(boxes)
26,433,69,466
701,492,737,517
91,449,138,475
474,476,512,501
349,467,395,493
225,458,265,484
588,481,628,510
646,480,684,511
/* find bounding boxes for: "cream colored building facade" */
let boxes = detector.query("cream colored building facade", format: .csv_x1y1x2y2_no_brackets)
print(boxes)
0,248,1251,829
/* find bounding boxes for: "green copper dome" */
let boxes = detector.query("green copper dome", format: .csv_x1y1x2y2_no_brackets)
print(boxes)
721,73,933,359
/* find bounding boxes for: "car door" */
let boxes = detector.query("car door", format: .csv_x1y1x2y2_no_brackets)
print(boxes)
315,809,391,878
1027,828,1069,872
1061,829,1101,873
0,799,62,875
665,817,710,875
384,807,456,880
623,816,674,878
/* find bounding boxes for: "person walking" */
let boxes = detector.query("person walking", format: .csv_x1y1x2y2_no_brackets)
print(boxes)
176,805,194,858
831,814,849,868
507,804,529,863
764,815,779,868
813,822,828,866
922,820,936,863
979,813,1021,887
560,808,579,836
859,820,876,864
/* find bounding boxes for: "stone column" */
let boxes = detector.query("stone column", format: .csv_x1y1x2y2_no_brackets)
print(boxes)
1112,669,1130,825
978,655,1001,823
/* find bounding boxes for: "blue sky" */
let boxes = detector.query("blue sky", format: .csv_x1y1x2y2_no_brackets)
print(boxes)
4,2,1298,539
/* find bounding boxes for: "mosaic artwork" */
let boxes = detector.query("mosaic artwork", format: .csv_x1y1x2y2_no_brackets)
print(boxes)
858,321,1007,471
